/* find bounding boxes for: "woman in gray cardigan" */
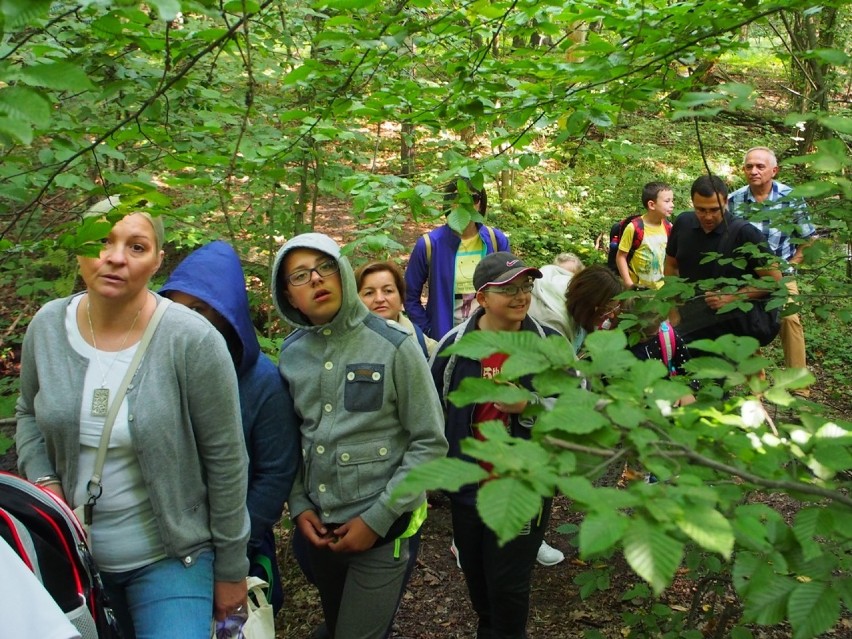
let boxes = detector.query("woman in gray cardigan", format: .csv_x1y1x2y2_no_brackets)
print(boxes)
16,206,250,639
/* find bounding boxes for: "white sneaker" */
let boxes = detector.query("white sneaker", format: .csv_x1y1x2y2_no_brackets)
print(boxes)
449,538,462,569
536,540,565,566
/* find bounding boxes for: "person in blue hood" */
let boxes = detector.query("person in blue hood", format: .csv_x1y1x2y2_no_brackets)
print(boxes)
161,240,299,614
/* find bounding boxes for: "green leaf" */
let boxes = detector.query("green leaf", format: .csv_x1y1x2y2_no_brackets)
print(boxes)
322,0,379,9
1,0,51,27
671,92,722,107
810,139,850,172
0,116,32,144
732,512,772,553
605,400,646,429
536,390,610,435
477,477,542,545
579,511,628,557
788,582,840,639
61,217,111,255
149,0,182,21
518,153,540,169
810,48,850,66
281,63,318,86
676,508,734,558
470,0,506,19
812,443,852,475
719,82,756,99
818,115,852,135
224,0,261,13
391,457,488,500
623,519,683,595
448,377,530,408
835,577,852,610
683,355,736,379
745,573,795,625
0,86,51,128
772,367,816,392
554,476,597,504
787,181,838,198
19,61,94,91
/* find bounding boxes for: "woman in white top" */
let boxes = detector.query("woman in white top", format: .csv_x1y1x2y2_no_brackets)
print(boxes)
16,203,249,639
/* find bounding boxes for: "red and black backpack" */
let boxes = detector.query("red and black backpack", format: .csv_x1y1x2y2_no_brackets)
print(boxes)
607,214,673,272
0,471,121,638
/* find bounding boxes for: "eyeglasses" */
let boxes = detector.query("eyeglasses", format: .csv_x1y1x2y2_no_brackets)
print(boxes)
286,259,339,286
600,302,622,319
484,282,534,297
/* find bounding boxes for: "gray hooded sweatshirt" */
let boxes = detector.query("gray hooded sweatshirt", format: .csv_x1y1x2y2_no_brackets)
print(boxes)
271,233,447,537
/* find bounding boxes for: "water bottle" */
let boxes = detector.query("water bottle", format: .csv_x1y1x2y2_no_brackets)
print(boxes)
213,606,248,639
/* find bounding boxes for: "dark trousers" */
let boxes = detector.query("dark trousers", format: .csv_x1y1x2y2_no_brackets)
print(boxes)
249,527,284,614
451,498,551,639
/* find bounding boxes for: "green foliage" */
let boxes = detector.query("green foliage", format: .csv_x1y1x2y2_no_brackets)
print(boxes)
395,326,852,636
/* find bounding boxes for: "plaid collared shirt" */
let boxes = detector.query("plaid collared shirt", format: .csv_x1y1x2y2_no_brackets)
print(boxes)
728,180,815,263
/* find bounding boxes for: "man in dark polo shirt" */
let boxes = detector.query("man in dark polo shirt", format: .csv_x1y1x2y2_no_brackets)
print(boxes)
664,175,781,343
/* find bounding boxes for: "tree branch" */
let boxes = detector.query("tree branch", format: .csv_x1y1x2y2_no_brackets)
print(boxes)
1,0,279,240
543,434,852,508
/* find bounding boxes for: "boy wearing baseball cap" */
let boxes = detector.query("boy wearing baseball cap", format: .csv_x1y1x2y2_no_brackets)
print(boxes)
430,251,558,639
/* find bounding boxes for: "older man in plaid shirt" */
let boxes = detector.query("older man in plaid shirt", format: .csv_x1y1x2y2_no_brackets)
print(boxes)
728,147,816,392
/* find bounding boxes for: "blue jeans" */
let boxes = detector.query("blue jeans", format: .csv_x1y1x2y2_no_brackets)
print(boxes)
101,551,214,639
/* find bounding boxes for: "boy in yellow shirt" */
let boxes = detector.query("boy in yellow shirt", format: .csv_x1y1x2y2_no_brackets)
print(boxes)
616,182,674,289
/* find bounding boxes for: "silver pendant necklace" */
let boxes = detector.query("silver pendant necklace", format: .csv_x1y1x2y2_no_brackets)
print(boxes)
86,297,142,417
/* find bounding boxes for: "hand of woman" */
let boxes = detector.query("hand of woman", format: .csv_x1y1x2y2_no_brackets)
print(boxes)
330,516,379,553
213,579,248,621
39,482,67,503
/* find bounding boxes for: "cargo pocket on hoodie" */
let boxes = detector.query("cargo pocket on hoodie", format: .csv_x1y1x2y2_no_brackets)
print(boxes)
337,439,393,501
344,363,385,412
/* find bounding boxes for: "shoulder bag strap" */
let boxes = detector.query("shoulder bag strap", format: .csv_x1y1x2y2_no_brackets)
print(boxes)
486,225,497,251
422,233,431,270
86,297,171,503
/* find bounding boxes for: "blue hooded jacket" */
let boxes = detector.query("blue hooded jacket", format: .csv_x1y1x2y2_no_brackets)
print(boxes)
161,241,299,553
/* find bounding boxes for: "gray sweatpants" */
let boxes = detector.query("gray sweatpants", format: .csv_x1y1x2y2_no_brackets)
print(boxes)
307,538,410,639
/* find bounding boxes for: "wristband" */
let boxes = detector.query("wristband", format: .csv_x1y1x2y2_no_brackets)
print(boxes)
34,474,61,487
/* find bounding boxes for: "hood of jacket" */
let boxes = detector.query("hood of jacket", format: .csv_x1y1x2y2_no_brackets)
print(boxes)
271,232,368,331
160,240,260,377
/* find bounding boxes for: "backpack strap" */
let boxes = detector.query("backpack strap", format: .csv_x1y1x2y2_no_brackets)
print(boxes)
658,321,677,376
414,324,429,358
422,232,432,269
621,216,646,268
486,226,497,252
630,216,645,253
85,298,171,515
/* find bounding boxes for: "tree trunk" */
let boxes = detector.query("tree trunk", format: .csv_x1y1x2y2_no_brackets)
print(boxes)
780,7,838,153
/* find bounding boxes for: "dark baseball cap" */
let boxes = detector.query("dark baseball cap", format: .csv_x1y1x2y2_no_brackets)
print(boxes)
474,252,542,292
